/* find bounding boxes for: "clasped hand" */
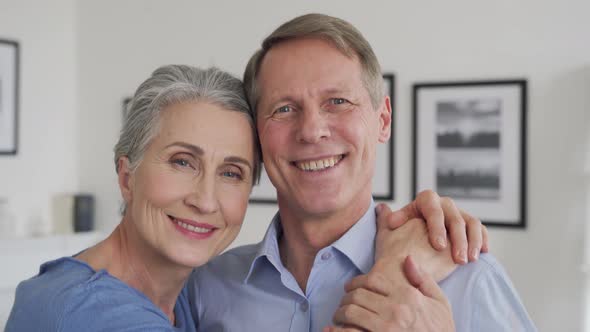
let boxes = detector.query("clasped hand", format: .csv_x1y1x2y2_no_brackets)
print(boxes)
325,190,488,331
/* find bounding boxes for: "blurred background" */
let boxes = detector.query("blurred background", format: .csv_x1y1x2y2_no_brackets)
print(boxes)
1,0,589,330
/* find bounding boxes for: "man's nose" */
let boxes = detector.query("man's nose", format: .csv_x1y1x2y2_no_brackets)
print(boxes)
295,107,331,144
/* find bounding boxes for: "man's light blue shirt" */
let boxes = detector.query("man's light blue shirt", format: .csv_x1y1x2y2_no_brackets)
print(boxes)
189,202,536,331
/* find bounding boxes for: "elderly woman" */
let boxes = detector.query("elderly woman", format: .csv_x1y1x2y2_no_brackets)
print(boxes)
6,65,485,331
6,65,257,331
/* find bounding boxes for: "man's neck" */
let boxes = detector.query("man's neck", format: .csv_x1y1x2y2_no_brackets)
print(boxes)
277,195,372,292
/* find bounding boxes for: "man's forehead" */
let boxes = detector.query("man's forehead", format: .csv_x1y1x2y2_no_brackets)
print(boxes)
262,37,356,65
257,39,362,87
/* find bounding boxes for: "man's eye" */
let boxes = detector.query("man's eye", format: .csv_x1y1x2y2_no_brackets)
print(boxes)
275,105,292,114
330,98,348,105
222,171,243,180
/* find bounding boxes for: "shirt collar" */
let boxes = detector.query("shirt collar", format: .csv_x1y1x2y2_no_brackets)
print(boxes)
331,200,376,274
244,200,377,283
244,212,284,284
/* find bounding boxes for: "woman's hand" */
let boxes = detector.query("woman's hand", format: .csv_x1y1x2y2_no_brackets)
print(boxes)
380,190,489,264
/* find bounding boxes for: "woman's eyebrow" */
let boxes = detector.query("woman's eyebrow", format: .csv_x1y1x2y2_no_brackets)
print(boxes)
166,142,252,171
224,156,252,171
164,142,204,156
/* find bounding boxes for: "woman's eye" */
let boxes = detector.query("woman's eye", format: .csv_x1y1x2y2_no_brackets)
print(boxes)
222,171,243,180
171,158,191,168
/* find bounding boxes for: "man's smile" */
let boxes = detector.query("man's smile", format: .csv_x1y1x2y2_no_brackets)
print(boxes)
293,154,345,172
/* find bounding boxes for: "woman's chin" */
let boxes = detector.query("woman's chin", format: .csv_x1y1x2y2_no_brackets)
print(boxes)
163,231,238,269
175,251,215,269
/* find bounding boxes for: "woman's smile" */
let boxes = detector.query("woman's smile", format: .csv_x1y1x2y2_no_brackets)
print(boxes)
168,215,218,239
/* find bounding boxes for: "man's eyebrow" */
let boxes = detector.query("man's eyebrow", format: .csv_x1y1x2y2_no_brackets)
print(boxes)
264,87,351,105
321,86,353,95
263,93,297,106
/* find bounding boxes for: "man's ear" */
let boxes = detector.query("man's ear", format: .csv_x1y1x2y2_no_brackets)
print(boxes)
377,96,392,143
117,157,134,204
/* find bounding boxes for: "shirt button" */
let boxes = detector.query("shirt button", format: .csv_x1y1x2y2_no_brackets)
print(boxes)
300,301,309,312
321,252,332,261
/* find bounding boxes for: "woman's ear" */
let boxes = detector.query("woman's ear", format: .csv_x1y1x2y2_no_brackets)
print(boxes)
118,157,133,204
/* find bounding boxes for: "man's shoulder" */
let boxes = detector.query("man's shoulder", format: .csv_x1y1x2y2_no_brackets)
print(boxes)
441,255,536,331
441,253,507,288
448,252,521,298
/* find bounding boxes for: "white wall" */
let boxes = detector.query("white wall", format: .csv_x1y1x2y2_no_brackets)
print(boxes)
0,0,588,330
0,0,78,328
0,0,78,235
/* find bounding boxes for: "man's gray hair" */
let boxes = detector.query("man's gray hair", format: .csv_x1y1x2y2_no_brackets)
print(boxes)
243,13,385,122
114,64,261,184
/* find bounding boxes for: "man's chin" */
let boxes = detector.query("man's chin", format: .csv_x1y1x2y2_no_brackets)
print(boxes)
292,196,345,219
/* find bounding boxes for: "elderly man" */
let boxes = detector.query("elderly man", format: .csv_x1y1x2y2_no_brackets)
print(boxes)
190,13,535,331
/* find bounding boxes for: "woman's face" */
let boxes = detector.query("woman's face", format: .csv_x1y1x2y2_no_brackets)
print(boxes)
120,101,254,269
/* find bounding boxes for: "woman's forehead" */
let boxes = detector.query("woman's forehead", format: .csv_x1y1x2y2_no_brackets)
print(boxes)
156,102,255,159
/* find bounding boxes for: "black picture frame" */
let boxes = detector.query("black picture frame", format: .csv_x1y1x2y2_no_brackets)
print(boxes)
249,73,396,203
413,79,527,228
122,96,132,121
0,39,19,155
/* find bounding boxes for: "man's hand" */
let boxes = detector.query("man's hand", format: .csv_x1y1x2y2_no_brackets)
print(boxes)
324,193,485,331
324,256,454,332
382,190,489,264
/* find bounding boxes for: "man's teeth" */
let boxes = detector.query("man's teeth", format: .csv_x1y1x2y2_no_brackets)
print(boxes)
296,155,343,171
173,219,212,233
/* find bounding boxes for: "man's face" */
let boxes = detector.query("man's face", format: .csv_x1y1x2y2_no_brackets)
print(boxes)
256,38,391,219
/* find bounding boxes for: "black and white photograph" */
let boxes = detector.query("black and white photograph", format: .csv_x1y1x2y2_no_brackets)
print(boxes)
436,98,501,200
250,73,396,203
413,80,526,227
0,39,19,155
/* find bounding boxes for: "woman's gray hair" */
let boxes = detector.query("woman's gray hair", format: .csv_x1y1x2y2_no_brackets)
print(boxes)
114,64,261,184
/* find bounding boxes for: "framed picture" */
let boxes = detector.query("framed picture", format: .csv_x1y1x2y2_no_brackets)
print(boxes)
0,39,19,155
413,80,527,228
122,96,132,120
250,73,396,203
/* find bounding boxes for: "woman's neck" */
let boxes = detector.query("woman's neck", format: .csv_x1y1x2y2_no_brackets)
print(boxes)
77,217,191,324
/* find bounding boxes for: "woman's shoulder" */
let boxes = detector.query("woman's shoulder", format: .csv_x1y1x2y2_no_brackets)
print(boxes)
5,257,94,330
12,256,100,305
5,256,175,331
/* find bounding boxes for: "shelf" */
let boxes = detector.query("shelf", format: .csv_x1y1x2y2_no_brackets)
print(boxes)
0,232,106,289
0,232,105,253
